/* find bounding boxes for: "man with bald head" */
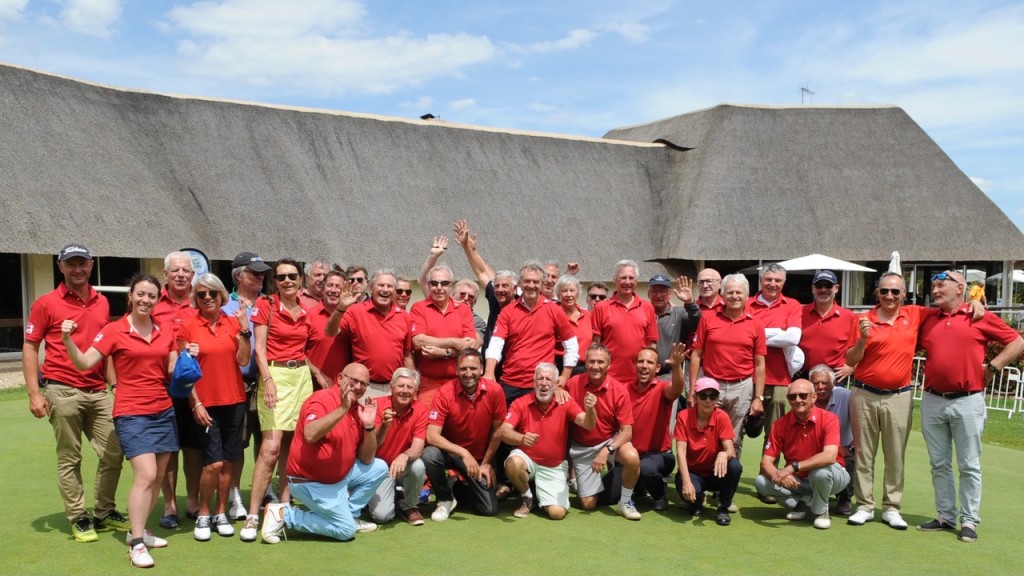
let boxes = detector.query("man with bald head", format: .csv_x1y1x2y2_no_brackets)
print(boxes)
695,268,724,313
755,379,849,530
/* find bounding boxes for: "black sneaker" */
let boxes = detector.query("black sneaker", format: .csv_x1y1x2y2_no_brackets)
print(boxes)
958,525,978,542
917,518,955,532
94,509,130,531
715,511,732,526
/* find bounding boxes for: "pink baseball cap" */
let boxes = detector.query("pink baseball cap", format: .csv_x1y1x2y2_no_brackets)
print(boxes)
694,377,720,393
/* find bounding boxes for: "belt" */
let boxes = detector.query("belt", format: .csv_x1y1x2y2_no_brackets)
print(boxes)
42,379,103,392
269,359,308,368
925,389,983,400
717,377,750,385
853,380,912,395
288,476,315,484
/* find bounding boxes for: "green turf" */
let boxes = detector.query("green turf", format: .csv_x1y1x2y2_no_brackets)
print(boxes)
3,392,1023,575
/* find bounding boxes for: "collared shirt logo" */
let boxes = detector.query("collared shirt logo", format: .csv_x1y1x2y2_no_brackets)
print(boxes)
93,334,104,343
25,323,35,335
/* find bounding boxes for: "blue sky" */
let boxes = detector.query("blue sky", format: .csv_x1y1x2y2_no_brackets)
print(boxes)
1,0,1021,232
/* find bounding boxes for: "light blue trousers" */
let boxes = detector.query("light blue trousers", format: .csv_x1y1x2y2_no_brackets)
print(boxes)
286,458,388,541
920,392,985,527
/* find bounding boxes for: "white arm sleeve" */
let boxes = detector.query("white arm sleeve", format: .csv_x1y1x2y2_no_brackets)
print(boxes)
485,336,506,362
766,327,801,348
561,336,579,367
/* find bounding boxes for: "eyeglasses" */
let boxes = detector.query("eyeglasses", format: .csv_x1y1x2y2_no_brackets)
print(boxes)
350,277,366,283
878,288,902,296
786,392,812,401
696,391,720,401
697,279,718,285
195,290,218,300
274,273,299,281
341,373,369,388
428,280,452,288
930,272,962,285
457,291,475,299
813,282,835,289
395,289,412,296
588,293,607,300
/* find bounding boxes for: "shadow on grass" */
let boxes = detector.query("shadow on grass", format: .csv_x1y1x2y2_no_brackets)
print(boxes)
31,512,71,537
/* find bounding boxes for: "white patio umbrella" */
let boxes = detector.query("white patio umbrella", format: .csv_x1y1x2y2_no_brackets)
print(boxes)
986,270,1024,284
775,253,876,273
964,269,987,283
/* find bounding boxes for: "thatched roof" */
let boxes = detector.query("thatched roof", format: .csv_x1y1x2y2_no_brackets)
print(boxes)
605,104,1024,262
0,63,670,280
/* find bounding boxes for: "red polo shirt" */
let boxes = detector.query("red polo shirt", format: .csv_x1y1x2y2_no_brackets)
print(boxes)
287,387,362,484
428,378,506,461
505,394,583,467
93,316,175,417
920,305,1020,394
556,305,593,362
492,297,576,389
748,294,801,386
799,303,858,370
374,396,428,464
849,305,935,390
306,303,349,382
565,373,633,446
152,287,197,339
692,309,767,381
251,296,314,361
699,296,725,314
673,407,734,476
627,378,673,452
410,298,476,380
177,313,246,407
763,407,844,477
338,300,412,383
298,289,320,311
591,293,659,383
25,283,110,390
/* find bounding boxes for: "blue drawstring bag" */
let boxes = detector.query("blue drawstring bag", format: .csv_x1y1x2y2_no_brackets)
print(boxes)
169,352,203,398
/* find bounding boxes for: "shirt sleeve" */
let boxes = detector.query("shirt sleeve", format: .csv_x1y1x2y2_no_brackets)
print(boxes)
24,297,49,344
250,298,271,327
91,323,117,357
643,303,659,344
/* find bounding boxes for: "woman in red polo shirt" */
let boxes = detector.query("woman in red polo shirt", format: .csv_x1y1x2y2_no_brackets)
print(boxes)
176,273,250,542
555,275,591,376
63,273,177,568
240,258,326,542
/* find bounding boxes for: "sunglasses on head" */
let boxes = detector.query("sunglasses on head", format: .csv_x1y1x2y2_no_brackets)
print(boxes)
696,391,720,401
878,288,902,296
274,273,299,281
786,392,812,401
588,293,607,300
428,280,452,287
930,272,962,284
395,289,412,296
195,290,218,300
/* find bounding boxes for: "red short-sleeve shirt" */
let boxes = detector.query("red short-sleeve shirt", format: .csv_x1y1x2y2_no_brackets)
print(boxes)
591,294,659,383
673,408,734,476
748,294,801,385
305,303,349,382
338,301,412,383
920,306,1021,394
374,396,428,464
763,407,844,476
565,373,634,446
493,298,576,389
428,379,506,461
505,395,583,467
25,283,110,390
251,296,314,361
556,305,593,364
850,305,934,390
92,316,175,417
627,378,673,452
152,288,197,339
410,299,476,380
692,310,767,381
287,387,361,484
177,314,246,407
799,303,857,370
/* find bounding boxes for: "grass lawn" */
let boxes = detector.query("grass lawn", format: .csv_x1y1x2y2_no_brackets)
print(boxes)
2,388,1022,575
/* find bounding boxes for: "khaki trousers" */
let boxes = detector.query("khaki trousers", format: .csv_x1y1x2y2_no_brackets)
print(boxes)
850,386,912,511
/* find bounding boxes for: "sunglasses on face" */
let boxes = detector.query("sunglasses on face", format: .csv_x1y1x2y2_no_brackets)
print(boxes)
195,290,218,300
428,280,452,288
878,288,902,296
274,273,299,281
813,283,835,290
588,294,607,300
395,289,412,296
350,277,366,283
786,392,812,401
696,391,720,401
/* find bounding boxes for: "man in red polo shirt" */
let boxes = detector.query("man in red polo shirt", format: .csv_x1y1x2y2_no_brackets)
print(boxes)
306,270,352,388
326,269,413,399
260,363,388,543
500,363,597,520
696,268,724,313
627,345,686,511
917,270,1024,543
422,349,506,521
366,367,429,526
484,261,578,403
755,379,849,530
298,258,330,310
591,259,659,384
689,274,767,459
411,265,479,406
565,344,641,520
23,243,128,542
799,270,857,382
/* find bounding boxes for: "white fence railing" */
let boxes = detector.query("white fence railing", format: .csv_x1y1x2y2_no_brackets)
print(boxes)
910,356,1023,418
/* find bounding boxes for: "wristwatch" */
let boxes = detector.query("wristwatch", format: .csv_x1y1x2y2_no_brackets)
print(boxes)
606,444,616,456
988,363,1001,374
239,330,252,338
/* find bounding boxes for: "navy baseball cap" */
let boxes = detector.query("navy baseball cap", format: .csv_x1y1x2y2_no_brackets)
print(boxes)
812,270,838,285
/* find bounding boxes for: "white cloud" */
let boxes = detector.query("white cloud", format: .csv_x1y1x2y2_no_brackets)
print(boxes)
450,98,476,110
530,28,597,52
600,21,650,43
970,177,995,193
399,95,434,110
164,0,496,95
59,0,122,38
0,0,26,22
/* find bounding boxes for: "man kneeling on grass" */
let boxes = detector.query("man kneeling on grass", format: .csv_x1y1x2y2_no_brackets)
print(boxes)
499,363,597,520
260,363,387,543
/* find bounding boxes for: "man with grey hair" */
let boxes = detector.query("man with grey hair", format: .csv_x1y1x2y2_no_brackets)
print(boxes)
367,367,429,526
452,219,517,357
299,258,331,310
810,364,855,515
689,274,766,459
453,278,486,342
411,264,479,406
696,268,724,313
592,260,659,384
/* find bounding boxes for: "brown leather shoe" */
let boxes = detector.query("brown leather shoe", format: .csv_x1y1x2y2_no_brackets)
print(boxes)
402,507,425,526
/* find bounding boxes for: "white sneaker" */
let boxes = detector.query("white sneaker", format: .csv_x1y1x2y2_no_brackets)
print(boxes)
727,503,739,513
260,503,288,544
212,513,235,537
431,499,457,522
847,508,875,526
228,494,248,521
881,508,908,530
813,512,832,530
616,499,642,521
239,515,259,542
355,519,378,533
129,543,154,568
193,516,211,541
125,530,167,549
785,501,808,521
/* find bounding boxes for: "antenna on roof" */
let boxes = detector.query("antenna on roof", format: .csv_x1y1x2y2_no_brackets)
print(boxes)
800,85,815,105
